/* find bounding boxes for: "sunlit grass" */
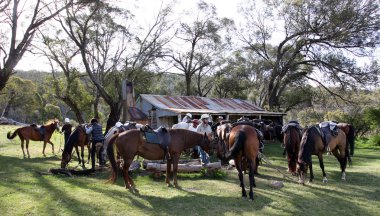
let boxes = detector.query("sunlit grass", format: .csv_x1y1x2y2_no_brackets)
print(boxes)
1,125,379,215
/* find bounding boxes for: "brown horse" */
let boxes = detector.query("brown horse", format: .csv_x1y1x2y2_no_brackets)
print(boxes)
107,129,212,190
7,120,60,158
297,126,348,184
336,123,355,156
61,125,90,168
216,124,260,200
282,125,302,175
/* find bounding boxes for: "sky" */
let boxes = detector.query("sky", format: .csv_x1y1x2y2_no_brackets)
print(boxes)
15,0,244,71
14,0,379,73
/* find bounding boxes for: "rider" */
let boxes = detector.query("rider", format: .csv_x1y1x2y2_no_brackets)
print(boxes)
85,118,105,170
61,118,72,146
182,113,192,123
196,114,212,165
189,119,199,132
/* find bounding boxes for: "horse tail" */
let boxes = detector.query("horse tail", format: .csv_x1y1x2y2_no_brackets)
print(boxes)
7,129,19,140
298,127,315,164
347,125,355,156
223,131,246,161
107,133,119,183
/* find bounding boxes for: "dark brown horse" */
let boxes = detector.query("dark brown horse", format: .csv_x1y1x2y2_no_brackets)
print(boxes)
283,125,302,175
297,126,348,184
216,124,260,200
336,123,355,156
7,120,60,158
61,126,90,168
107,129,212,190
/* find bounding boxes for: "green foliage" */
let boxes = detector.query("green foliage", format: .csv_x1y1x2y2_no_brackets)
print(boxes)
0,76,43,122
43,103,62,120
364,107,380,130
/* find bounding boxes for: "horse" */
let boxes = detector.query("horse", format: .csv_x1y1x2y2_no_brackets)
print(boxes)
216,124,260,200
102,123,139,161
336,123,355,156
7,119,60,158
297,126,348,185
61,125,90,168
282,124,302,175
107,129,212,190
172,122,192,130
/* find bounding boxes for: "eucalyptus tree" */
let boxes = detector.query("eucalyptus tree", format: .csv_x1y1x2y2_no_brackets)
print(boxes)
0,0,75,92
240,0,380,110
57,1,172,131
167,1,234,96
38,32,95,123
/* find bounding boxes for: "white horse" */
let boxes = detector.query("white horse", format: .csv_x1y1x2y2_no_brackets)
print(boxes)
102,122,144,158
172,122,192,129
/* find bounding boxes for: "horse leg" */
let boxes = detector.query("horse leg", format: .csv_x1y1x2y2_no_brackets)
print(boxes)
235,157,247,198
332,148,347,181
75,146,81,165
47,140,54,154
172,154,180,188
165,158,172,187
248,159,256,201
309,161,314,183
20,139,26,158
318,154,327,183
42,141,47,156
25,139,30,159
122,159,133,189
81,145,85,167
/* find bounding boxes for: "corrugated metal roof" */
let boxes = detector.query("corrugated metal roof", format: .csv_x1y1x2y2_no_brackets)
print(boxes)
139,94,285,116
128,107,148,120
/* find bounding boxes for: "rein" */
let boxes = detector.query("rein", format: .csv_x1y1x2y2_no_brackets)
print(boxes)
259,152,298,183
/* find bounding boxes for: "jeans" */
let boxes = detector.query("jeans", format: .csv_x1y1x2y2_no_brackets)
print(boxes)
91,140,104,169
195,146,210,164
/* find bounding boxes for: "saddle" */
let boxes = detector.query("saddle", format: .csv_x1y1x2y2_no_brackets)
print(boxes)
281,121,303,134
317,122,338,152
141,126,171,161
30,124,45,140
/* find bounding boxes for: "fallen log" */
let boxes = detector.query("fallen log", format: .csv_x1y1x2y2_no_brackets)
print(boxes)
142,159,200,169
49,168,97,176
146,161,221,173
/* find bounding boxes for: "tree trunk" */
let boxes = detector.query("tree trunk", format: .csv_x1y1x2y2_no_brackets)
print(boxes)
61,97,85,124
0,69,11,92
185,74,192,96
93,91,100,120
105,102,122,134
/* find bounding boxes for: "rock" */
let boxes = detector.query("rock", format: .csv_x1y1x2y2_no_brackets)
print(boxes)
269,180,284,189
0,117,27,125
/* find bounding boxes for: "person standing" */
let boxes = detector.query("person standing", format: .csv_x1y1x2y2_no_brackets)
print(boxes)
85,118,105,170
182,113,192,123
61,118,72,147
196,114,212,165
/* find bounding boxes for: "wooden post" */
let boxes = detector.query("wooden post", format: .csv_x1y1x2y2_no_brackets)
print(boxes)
121,80,134,122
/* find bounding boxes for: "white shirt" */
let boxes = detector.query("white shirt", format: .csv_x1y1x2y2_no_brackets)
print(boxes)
196,122,212,134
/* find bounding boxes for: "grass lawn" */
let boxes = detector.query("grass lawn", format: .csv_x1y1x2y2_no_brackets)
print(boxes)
0,125,379,216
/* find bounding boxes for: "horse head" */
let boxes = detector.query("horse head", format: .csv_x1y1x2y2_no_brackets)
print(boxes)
61,151,71,168
199,132,213,155
296,160,308,185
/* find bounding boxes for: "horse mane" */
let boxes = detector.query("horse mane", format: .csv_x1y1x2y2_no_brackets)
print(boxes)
298,126,317,164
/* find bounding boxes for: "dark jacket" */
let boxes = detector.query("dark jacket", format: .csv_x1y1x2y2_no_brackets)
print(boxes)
61,124,72,136
91,123,104,142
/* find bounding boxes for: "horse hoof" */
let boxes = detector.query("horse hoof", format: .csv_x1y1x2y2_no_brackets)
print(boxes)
322,177,328,183
166,183,171,187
